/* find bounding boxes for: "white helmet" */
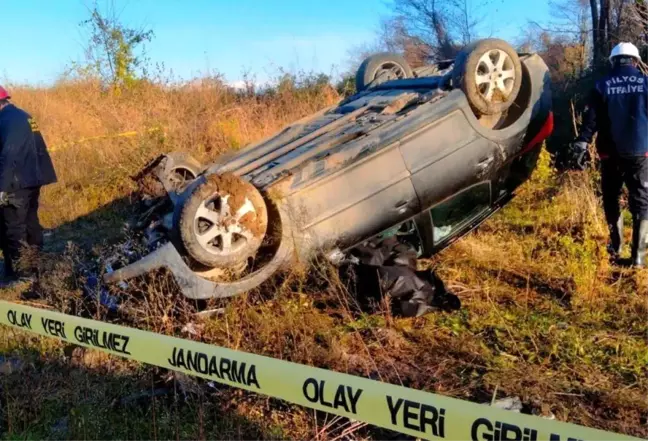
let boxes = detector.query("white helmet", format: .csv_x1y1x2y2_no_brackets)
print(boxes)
609,42,641,62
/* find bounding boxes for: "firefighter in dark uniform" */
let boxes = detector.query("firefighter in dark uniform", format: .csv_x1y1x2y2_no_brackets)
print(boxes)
569,42,648,268
0,86,57,283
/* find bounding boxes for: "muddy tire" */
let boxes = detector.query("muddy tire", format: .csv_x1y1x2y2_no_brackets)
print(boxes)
178,174,269,268
356,53,413,92
452,39,522,116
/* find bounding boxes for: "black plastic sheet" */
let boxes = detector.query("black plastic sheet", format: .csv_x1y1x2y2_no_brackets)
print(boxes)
347,236,461,317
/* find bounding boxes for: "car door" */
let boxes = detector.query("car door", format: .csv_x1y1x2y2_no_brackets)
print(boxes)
291,143,422,252
399,109,503,210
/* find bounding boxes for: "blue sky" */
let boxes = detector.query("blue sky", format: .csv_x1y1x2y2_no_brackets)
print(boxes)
1,0,552,86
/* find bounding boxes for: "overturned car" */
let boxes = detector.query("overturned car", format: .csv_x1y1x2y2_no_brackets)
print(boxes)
104,38,554,300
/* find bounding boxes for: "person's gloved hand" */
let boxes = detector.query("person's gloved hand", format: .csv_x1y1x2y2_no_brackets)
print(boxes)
567,141,590,170
0,192,8,206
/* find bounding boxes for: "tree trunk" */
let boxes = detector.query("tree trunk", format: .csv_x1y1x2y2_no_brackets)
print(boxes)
635,0,648,49
600,0,610,55
431,11,456,58
590,0,601,62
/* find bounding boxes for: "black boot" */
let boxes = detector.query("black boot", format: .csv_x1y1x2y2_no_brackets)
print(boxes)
607,215,624,262
631,218,648,268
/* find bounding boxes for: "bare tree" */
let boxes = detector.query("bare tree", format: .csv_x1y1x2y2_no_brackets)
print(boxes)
608,0,648,46
527,0,648,66
524,0,591,75
589,0,641,63
344,0,490,76
388,0,489,59
379,16,435,66
345,16,435,71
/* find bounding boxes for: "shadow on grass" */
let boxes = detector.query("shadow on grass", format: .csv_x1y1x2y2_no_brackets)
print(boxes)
0,343,282,441
478,266,574,307
0,342,418,441
43,193,138,255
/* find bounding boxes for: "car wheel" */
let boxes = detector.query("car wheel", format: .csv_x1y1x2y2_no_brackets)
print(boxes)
134,151,203,201
452,39,523,116
162,152,202,192
178,173,269,268
355,53,414,92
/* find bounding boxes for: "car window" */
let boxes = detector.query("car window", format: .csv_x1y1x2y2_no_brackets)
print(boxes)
375,220,424,256
430,182,491,245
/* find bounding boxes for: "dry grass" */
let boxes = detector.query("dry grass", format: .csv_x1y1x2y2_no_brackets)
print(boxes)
10,77,339,235
0,79,645,440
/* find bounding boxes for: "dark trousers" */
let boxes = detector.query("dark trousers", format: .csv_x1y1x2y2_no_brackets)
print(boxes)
601,156,648,223
0,187,43,278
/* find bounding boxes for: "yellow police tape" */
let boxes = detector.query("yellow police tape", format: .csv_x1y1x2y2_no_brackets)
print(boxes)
47,127,163,153
0,300,640,441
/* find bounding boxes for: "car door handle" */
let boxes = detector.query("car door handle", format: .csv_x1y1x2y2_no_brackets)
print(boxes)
393,200,410,214
476,156,494,169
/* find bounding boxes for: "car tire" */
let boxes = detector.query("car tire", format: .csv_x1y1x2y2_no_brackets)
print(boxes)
178,173,269,268
355,53,414,92
162,152,203,191
452,39,523,116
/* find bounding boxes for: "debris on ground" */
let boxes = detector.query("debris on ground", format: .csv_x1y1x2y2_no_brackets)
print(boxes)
110,387,172,409
0,356,25,375
164,371,203,399
193,308,225,319
50,417,69,438
181,322,205,338
66,345,112,369
74,235,154,314
489,396,524,412
82,273,120,312
481,396,557,421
